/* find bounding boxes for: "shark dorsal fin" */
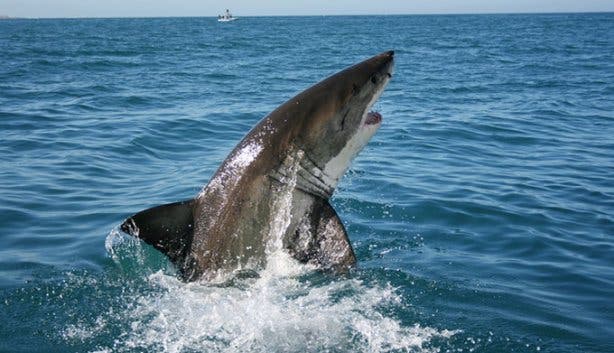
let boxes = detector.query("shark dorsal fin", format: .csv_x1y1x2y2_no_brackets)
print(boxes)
121,199,195,265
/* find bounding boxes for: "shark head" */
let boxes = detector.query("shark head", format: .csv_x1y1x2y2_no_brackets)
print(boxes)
215,51,395,200
274,50,395,189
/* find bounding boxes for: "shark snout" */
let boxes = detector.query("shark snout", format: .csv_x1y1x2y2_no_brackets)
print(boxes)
381,50,394,73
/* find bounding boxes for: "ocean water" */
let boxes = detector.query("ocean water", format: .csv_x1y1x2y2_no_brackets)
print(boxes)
1,13,613,353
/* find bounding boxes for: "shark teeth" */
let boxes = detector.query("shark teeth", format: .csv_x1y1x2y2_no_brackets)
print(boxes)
365,111,382,125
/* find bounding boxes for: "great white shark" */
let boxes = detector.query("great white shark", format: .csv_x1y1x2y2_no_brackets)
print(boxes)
121,51,395,281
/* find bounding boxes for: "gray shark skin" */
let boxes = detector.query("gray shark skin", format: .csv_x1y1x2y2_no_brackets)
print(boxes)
121,51,394,281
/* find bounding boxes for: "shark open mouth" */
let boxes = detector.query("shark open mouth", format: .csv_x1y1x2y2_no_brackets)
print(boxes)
365,111,382,125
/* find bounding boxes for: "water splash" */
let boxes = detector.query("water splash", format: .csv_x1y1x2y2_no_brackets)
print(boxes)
105,227,143,266
63,266,457,353
266,148,304,255
105,227,172,278
259,148,313,280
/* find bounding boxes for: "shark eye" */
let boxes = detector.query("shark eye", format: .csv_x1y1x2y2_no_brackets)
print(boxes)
371,76,378,84
352,83,359,95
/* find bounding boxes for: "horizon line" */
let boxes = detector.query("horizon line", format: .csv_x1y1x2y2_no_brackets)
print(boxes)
2,10,613,20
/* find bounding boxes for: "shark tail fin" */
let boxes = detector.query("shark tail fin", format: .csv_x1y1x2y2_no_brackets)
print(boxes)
120,199,195,265
290,199,357,271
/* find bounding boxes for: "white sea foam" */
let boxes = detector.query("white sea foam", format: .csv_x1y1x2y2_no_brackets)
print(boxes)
82,267,457,353
79,233,459,353
64,317,108,342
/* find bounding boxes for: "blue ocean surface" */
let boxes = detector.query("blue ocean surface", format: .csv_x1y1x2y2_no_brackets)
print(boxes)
1,13,613,353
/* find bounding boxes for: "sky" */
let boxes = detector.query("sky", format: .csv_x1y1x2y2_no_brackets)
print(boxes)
1,0,614,18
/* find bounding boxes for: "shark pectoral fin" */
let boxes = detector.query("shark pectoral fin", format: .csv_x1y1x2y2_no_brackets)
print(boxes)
314,200,357,271
120,199,195,264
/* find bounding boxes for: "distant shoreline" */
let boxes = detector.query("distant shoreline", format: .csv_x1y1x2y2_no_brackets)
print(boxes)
0,11,612,20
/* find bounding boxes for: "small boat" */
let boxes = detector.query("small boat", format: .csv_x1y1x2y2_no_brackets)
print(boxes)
217,9,237,22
